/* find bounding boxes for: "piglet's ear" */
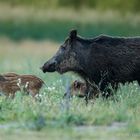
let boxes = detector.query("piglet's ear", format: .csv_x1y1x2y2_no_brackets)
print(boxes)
69,29,77,40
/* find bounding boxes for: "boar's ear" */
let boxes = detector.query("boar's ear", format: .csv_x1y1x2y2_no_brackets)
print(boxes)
69,29,77,41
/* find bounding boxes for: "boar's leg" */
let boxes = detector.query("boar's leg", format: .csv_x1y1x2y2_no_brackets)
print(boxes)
98,70,116,98
99,80,110,98
137,80,140,86
85,82,90,104
85,80,101,104
5,92,15,100
99,80,118,98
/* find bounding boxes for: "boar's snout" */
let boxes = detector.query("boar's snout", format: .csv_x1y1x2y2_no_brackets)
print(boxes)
41,60,57,73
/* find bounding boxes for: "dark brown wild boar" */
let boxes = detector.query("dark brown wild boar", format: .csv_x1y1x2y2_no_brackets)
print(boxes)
0,73,44,99
41,29,140,103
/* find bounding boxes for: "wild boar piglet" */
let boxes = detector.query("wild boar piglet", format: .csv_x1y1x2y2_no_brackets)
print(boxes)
64,80,86,98
0,73,44,99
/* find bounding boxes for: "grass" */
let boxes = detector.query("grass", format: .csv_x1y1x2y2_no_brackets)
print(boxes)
0,40,140,140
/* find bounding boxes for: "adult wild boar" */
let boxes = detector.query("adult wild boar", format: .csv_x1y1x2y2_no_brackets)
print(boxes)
41,30,140,102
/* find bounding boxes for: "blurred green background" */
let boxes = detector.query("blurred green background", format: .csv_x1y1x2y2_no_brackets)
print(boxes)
1,0,140,12
0,0,139,42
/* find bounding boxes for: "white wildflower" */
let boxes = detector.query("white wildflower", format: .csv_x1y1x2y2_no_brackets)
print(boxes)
47,86,55,91
17,78,21,87
35,94,42,98
25,82,29,88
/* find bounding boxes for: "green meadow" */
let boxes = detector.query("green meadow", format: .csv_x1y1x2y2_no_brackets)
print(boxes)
0,2,140,140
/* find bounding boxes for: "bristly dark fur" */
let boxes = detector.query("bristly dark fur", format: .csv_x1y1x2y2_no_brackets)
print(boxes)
75,35,140,93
